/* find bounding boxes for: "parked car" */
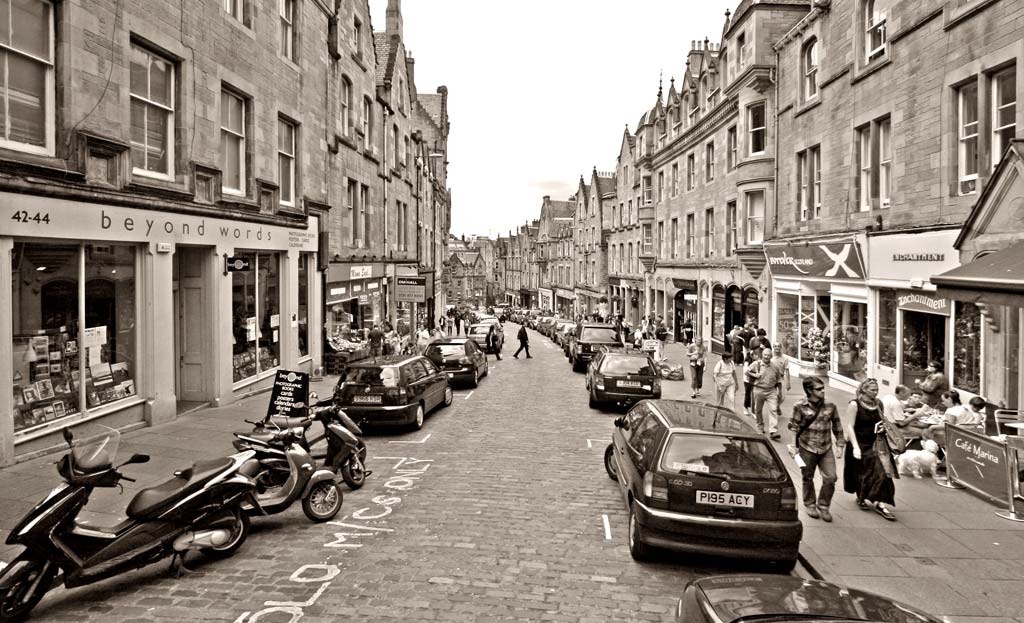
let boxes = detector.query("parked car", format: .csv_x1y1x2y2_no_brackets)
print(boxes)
676,574,942,623
552,321,574,345
559,323,578,356
467,323,504,353
424,337,488,388
568,323,623,372
537,317,560,338
604,399,801,568
333,354,453,430
586,348,661,408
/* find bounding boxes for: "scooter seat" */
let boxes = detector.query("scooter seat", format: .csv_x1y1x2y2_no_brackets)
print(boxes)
126,457,233,520
268,415,311,429
239,430,279,445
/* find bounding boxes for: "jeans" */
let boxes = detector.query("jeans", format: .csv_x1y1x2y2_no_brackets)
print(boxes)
798,447,838,509
752,387,779,434
743,381,754,410
690,364,704,391
513,342,531,357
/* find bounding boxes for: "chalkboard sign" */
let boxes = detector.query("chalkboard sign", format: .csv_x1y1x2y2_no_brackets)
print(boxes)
946,424,1011,508
267,370,310,418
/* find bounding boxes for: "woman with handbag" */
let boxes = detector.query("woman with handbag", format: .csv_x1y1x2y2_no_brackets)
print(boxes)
842,378,898,521
687,338,707,398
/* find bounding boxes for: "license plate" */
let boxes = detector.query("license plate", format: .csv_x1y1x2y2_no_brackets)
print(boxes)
696,490,754,508
617,380,641,388
352,395,382,404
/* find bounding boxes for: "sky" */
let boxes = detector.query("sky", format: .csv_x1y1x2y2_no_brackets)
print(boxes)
369,0,737,240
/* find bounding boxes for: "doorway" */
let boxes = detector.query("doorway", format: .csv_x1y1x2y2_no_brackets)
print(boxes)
173,247,209,412
901,310,947,388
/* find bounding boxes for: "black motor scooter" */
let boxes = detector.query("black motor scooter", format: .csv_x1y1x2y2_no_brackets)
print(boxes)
0,427,259,621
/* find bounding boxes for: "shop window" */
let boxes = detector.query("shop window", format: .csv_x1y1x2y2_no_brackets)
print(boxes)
800,294,829,366
11,243,137,434
902,309,945,387
712,284,726,343
231,253,281,383
0,0,54,155
877,288,897,368
129,44,175,178
298,253,310,358
833,300,867,380
742,288,759,327
953,300,980,394
776,293,800,358
701,283,710,337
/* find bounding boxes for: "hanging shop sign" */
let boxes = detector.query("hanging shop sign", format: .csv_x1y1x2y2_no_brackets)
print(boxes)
866,229,960,283
764,239,865,279
225,256,252,272
897,291,951,316
396,277,426,303
267,370,310,418
672,278,698,290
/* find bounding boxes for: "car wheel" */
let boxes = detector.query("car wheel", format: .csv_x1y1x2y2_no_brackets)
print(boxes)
628,504,650,561
411,403,425,431
442,385,453,407
604,444,618,481
481,363,489,377
470,366,479,388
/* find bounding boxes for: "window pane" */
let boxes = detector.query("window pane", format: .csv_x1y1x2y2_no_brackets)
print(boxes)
145,104,168,172
776,293,799,358
149,55,171,107
222,133,241,189
12,0,49,59
130,47,149,97
11,242,81,432
7,52,47,146
84,244,137,409
130,99,146,170
279,152,292,202
877,288,897,368
953,301,981,394
258,253,280,373
961,83,978,126
833,300,867,380
298,253,309,357
232,252,258,382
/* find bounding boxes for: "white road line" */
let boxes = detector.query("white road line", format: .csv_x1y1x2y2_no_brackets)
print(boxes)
465,391,474,400
387,434,432,444
602,514,612,540
586,438,607,448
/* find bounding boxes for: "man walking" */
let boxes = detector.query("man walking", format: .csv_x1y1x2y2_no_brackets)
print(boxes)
368,324,384,358
453,312,462,336
770,344,791,422
513,324,532,358
788,377,845,522
750,349,783,438
486,325,502,361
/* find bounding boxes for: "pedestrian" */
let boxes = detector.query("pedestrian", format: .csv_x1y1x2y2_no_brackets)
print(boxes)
742,351,756,418
749,327,768,361
513,324,532,358
687,338,706,398
788,377,846,523
770,344,791,420
842,378,898,521
729,325,746,366
416,324,432,354
681,318,695,345
750,349,784,439
913,360,948,408
439,315,448,335
712,352,738,409
486,324,502,361
454,312,462,336
368,324,384,358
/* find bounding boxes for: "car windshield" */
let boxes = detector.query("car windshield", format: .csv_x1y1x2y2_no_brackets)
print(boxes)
340,366,399,387
427,344,464,357
660,434,786,480
581,327,621,342
601,356,654,376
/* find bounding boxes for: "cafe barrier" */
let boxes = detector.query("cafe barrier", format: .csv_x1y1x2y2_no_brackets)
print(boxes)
940,424,1024,522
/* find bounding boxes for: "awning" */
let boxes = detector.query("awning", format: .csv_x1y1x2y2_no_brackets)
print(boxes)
933,241,1024,307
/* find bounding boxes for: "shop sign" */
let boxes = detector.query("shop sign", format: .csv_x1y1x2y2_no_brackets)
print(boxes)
945,424,1010,507
226,256,251,272
396,276,426,303
764,239,865,279
672,278,698,290
1,191,319,251
367,281,379,290
267,370,310,418
350,265,373,279
897,291,950,316
867,229,960,282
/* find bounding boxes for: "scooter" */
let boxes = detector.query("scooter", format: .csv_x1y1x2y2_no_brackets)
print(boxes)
232,420,343,522
0,427,259,621
255,393,369,490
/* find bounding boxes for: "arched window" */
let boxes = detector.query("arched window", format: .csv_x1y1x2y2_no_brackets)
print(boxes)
802,38,818,100
742,287,760,327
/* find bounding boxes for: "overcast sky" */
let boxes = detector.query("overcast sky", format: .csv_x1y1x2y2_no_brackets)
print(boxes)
370,0,736,239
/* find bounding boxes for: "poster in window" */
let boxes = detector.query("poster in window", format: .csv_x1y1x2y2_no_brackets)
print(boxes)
35,379,54,400
53,377,70,394
52,401,65,418
111,362,129,383
91,363,114,387
34,363,50,379
122,380,136,396
13,390,24,407
43,405,55,421
83,326,107,348
48,350,62,362
28,409,46,426
246,317,257,342
22,386,40,403
31,336,49,358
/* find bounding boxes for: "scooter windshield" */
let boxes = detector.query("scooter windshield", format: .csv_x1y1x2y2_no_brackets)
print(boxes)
72,427,121,470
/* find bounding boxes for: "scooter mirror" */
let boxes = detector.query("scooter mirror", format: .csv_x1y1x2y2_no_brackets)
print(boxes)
309,392,319,402
63,427,74,445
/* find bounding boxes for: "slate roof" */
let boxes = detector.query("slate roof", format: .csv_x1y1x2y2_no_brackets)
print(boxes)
596,175,616,198
550,200,573,219
418,94,443,126
373,32,397,86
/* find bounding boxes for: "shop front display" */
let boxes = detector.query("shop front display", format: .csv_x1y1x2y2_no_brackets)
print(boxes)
11,242,138,434
671,278,697,343
231,252,281,383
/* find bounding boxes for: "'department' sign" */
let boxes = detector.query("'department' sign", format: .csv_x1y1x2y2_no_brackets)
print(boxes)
946,424,1010,507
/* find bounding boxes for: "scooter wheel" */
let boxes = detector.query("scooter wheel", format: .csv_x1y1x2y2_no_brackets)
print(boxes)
302,481,343,522
200,509,250,559
0,556,56,622
342,456,366,489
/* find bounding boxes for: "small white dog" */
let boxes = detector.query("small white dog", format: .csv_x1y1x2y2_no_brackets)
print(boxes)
896,439,940,478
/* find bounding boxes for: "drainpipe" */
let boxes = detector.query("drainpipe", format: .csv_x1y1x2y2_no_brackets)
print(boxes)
772,57,780,238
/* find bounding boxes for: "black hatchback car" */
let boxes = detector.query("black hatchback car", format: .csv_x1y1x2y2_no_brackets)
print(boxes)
424,337,488,387
333,355,452,430
604,400,801,569
586,348,661,408
568,323,623,372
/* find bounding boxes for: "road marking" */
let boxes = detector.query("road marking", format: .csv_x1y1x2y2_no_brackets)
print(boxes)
587,438,607,448
387,434,432,444
465,391,474,400
602,514,612,540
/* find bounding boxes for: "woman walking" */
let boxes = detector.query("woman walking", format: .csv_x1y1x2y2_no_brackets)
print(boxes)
742,351,756,417
842,378,898,521
712,352,738,409
688,338,707,398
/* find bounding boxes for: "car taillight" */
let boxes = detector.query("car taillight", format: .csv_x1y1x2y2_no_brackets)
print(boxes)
595,374,605,390
652,378,661,392
643,471,668,503
385,387,406,400
781,485,797,511
458,356,471,365
581,344,590,353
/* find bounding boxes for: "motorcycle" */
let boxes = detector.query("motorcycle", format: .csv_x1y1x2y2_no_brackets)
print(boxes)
0,427,258,621
257,393,369,490
232,419,343,522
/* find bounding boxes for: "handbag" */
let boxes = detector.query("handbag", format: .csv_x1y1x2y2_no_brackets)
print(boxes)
877,414,906,454
873,434,899,479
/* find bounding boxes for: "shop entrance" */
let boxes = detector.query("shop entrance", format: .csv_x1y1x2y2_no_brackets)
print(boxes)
173,247,209,410
674,290,697,344
901,310,946,388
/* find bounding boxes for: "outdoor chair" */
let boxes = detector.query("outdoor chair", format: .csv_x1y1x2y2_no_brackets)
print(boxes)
994,408,1023,436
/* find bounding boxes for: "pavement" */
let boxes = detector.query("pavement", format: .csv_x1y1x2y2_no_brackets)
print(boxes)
0,332,1022,621
657,338,1024,622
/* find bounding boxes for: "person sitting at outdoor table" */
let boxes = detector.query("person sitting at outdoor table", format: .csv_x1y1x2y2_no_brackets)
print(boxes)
922,390,984,448
914,360,948,408
881,385,923,438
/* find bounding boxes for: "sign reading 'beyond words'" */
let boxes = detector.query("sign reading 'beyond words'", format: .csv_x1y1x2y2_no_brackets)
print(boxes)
395,277,426,303
763,240,865,279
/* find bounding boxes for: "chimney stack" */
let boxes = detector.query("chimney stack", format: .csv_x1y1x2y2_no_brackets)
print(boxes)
386,0,403,39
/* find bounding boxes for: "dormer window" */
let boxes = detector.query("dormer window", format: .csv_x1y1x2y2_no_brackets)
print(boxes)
864,0,886,62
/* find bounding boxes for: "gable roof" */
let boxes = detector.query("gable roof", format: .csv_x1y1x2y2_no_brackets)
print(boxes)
373,32,398,86
417,93,443,127
596,175,616,198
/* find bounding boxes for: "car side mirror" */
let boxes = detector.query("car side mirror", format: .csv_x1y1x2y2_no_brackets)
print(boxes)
63,427,74,446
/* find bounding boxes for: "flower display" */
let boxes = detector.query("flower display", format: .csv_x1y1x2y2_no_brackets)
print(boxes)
802,326,830,370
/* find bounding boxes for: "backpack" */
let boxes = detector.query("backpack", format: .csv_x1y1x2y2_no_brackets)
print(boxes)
655,327,667,340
